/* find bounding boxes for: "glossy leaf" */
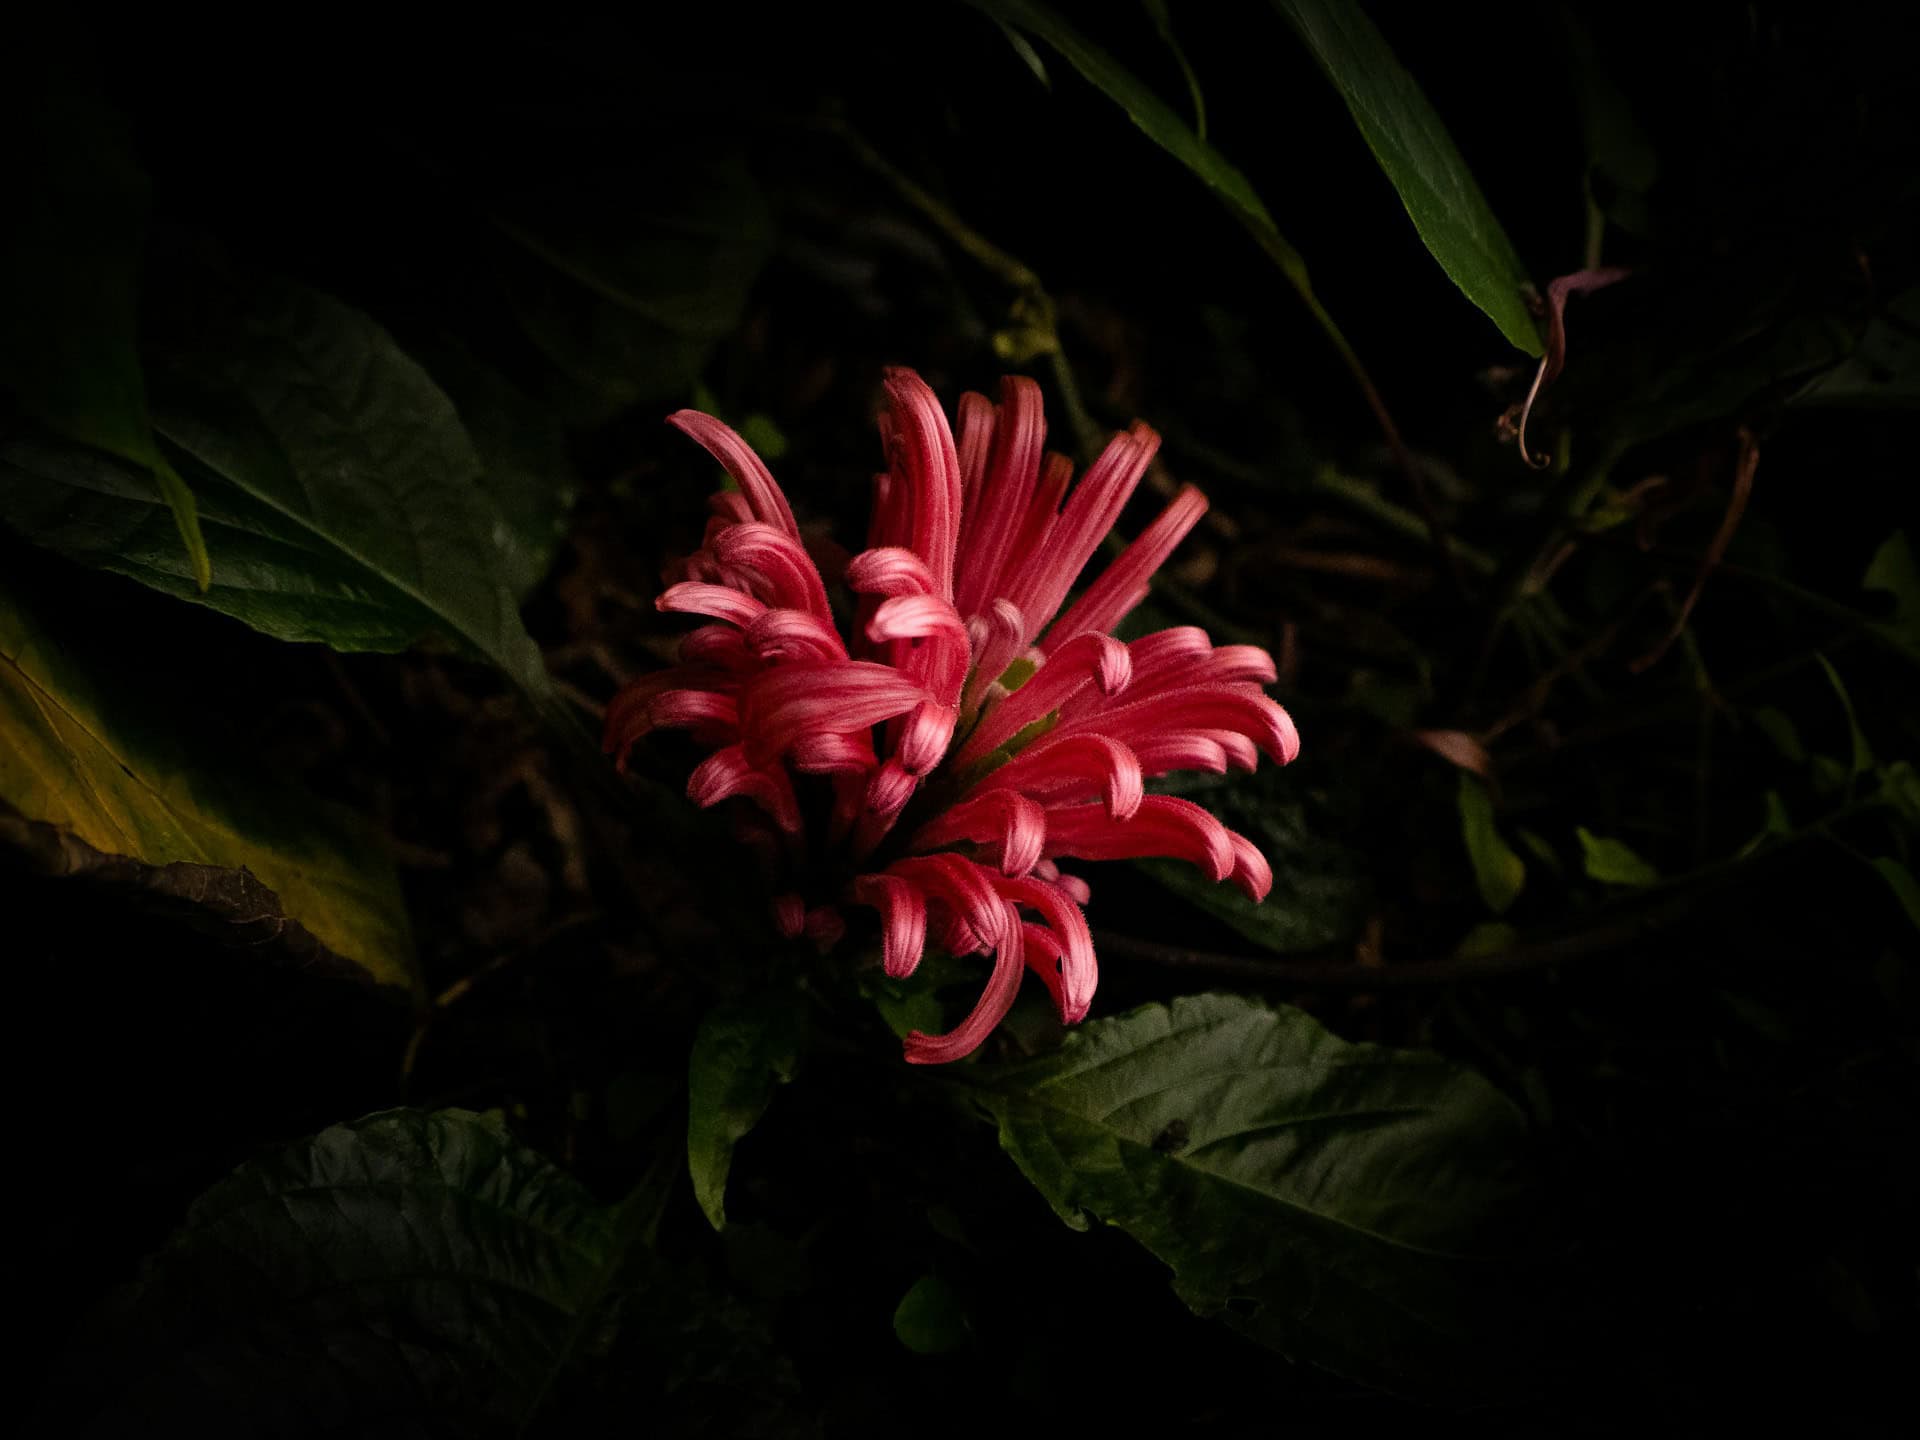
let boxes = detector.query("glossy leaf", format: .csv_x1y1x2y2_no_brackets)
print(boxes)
970,993,1540,1400
688,995,804,1231
0,570,413,988
1274,0,1542,354
0,60,210,587
1458,774,1525,914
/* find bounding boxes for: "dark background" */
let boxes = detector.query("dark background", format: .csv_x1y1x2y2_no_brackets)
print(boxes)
8,3,1916,1434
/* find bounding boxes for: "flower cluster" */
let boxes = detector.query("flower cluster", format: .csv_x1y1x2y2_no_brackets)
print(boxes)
607,369,1298,1062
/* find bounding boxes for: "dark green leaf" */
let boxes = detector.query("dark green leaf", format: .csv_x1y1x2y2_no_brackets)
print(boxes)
0,569,413,989
970,994,1541,1400
1274,0,1542,354
1458,774,1525,914
0,58,210,587
4,267,559,696
893,1274,970,1355
416,342,578,601
52,1110,616,1433
688,995,804,1231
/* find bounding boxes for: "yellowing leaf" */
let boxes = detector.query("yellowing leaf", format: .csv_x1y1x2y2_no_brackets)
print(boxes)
0,574,413,988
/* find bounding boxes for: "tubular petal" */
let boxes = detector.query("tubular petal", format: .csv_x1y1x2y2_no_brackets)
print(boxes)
979,733,1144,819
846,546,937,597
712,522,834,621
882,368,963,600
748,608,848,664
1042,484,1208,654
668,411,801,539
658,582,767,628
909,789,1048,877
904,900,1026,1065
955,376,1046,616
851,874,929,978
956,631,1132,765
1043,795,1234,882
1227,830,1274,903
997,875,1097,1023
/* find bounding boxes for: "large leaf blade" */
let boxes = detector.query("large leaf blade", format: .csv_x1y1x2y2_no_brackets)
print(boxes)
147,274,550,694
0,567,413,988
1275,0,1543,354
972,993,1541,1400
57,1110,614,1433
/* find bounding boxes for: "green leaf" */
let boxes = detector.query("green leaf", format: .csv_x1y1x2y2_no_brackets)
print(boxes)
0,58,210,588
970,994,1540,1400
893,1274,970,1355
1274,0,1542,354
4,268,560,698
688,995,804,1231
416,341,578,601
1815,654,1874,777
47,1109,747,1433
1137,765,1371,952
1868,857,1920,934
0,568,412,988
1575,827,1661,887
1458,774,1526,915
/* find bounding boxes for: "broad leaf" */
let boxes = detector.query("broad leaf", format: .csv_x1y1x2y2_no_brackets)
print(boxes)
2,270,559,696
688,995,804,1231
970,994,1541,1400
1274,0,1542,355
0,59,210,587
0,569,412,988
148,273,552,696
49,1111,616,1433
1458,774,1525,914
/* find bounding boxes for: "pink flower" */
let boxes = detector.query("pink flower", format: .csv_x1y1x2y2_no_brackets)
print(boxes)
608,369,1299,1063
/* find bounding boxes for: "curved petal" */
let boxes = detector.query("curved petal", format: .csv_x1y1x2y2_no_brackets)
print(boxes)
1042,794,1234,882
851,873,929,978
908,789,1047,877
658,581,767,629
667,410,801,539
1042,484,1208,653
956,631,1132,766
976,733,1144,819
997,874,1097,1023
903,900,1025,1065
